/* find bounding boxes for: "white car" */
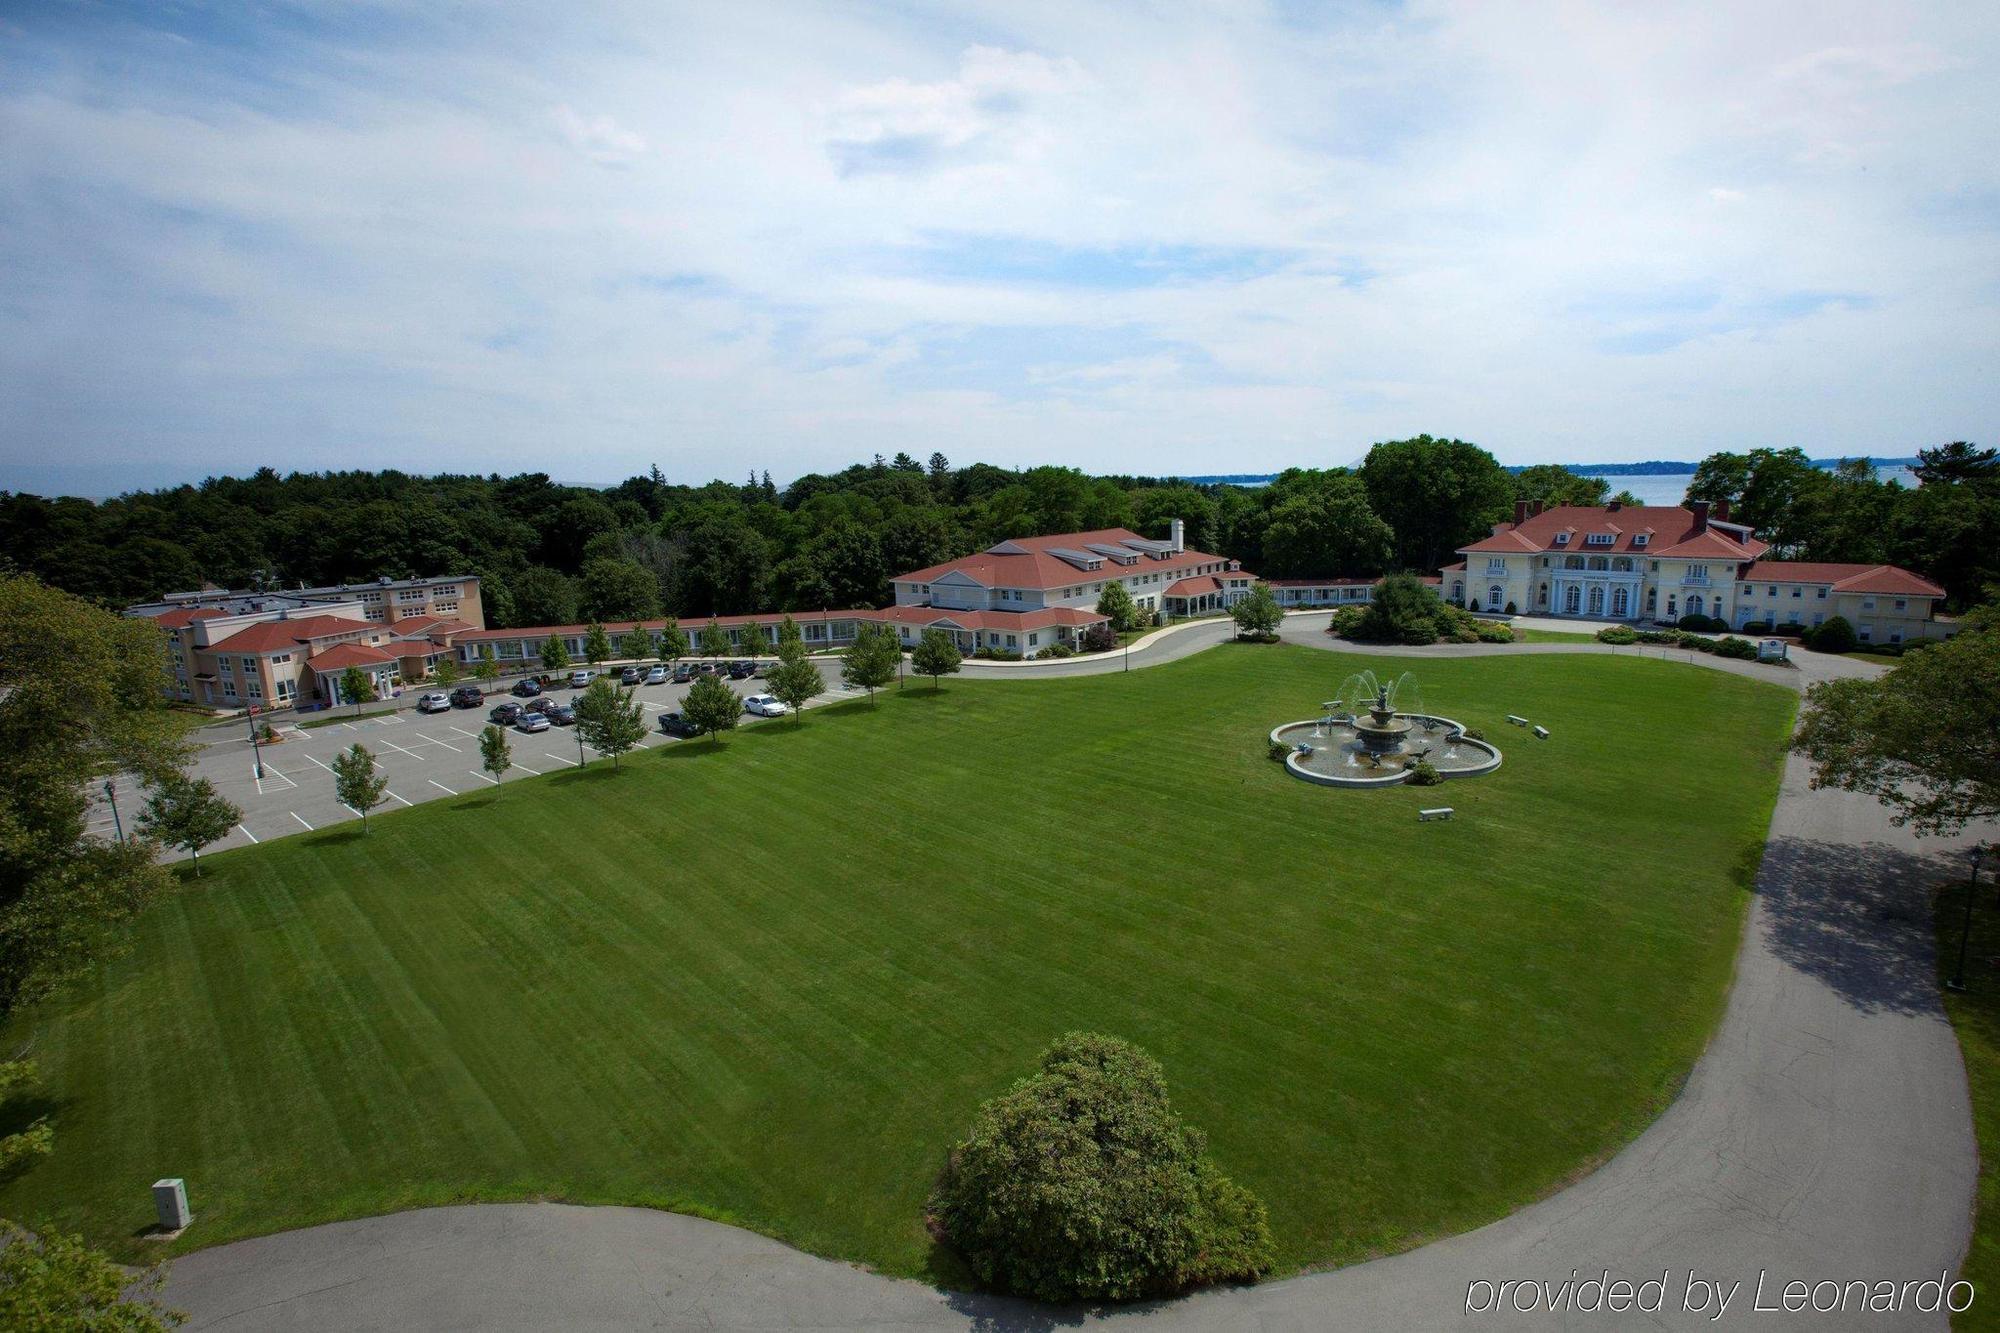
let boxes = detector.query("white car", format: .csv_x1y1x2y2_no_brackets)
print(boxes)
742,693,789,718
515,710,552,733
644,665,668,685
417,692,452,713
569,669,593,689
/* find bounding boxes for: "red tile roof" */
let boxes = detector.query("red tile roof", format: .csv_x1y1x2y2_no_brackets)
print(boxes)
208,614,377,652
149,608,229,629
307,643,397,672
894,528,1244,592
454,603,1113,645
1740,562,1945,598
1460,504,1767,560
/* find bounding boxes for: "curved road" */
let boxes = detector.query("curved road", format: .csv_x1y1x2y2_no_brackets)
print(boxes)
164,628,1987,1330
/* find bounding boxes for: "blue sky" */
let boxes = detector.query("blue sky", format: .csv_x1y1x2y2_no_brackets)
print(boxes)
1,1,1995,494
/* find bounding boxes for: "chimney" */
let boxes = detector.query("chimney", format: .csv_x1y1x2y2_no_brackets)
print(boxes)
1690,500,1710,534
1514,499,1531,525
1714,499,1731,522
1530,499,1544,517
1605,500,1622,513
1169,517,1185,552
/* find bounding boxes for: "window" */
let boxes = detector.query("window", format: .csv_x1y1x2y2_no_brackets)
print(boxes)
1894,599,1908,612
1858,625,1872,641
1553,533,1569,546
1812,613,1824,626
1791,587,1803,598
1585,533,1613,546
1485,557,1506,574
1862,598,1876,611
1028,633,1039,646
1632,534,1648,548
1768,585,1778,596
1816,587,1828,599
241,657,257,673
246,679,262,699
1686,565,1708,582
272,652,291,665
1487,585,1503,610
1005,634,1017,648
1890,631,1903,644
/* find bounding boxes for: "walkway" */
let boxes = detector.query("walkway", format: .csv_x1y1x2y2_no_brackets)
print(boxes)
162,631,1986,1330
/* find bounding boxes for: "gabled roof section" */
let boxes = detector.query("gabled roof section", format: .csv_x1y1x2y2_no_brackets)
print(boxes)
1460,504,1767,559
208,614,375,653
894,527,1238,591
306,642,397,672
1741,562,1946,597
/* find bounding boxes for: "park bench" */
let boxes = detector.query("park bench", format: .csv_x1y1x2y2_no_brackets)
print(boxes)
1419,807,1453,821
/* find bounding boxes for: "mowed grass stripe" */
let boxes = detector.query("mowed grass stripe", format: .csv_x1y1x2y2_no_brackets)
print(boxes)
1,648,1794,1277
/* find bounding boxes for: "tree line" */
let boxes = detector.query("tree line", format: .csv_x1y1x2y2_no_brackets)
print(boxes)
3,437,1991,624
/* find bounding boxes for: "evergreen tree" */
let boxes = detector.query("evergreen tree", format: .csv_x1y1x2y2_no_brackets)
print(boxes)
1096,581,1138,632
136,773,240,877
574,678,647,767
583,621,613,664
698,619,732,658
842,622,900,702
479,724,511,782
331,743,389,831
681,672,740,742
657,617,689,662
540,635,571,672
911,627,963,689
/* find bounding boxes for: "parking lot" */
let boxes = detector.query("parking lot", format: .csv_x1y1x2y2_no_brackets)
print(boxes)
90,671,870,861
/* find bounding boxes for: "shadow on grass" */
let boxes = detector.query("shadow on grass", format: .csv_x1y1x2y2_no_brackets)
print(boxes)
548,765,623,787
1757,835,1970,1017
926,1237,1261,1332
310,826,371,848
451,795,499,811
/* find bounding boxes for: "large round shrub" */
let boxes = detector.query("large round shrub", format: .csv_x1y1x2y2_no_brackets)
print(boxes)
1802,615,1859,653
1354,573,1447,644
926,1032,1274,1302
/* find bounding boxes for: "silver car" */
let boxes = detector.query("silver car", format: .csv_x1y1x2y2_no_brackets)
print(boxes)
644,665,668,685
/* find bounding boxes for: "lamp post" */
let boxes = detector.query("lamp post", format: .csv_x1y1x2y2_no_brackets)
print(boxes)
102,779,124,845
246,704,265,780
1948,846,1986,992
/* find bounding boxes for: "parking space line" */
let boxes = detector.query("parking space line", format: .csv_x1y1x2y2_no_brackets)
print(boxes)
301,753,334,773
543,753,577,766
511,761,541,776
384,790,413,808
448,725,482,740
341,803,361,818
376,738,426,761
467,770,498,786
237,823,260,844
261,763,298,791
427,778,456,794
414,735,462,753
291,812,314,831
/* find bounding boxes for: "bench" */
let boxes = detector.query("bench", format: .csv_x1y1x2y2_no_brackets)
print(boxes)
1506,714,1529,727
1419,807,1453,822
1532,725,1550,739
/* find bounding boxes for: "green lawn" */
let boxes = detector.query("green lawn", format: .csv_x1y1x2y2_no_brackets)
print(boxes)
1516,628,1600,643
0,646,1795,1283
1936,878,2000,1330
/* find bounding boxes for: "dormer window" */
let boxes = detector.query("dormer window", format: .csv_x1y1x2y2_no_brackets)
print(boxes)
1552,533,1570,546
1632,534,1649,548
1585,533,1614,546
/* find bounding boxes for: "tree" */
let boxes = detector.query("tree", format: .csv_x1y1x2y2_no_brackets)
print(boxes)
926,1032,1273,1302
1609,488,1643,506
1096,581,1138,632
657,617,689,663
510,566,579,627
578,556,663,622
681,672,740,742
1800,615,1859,653
540,635,571,673
698,619,732,658
338,665,376,715
1511,464,1608,508
1914,440,2000,487
433,655,461,687
766,644,824,724
0,575,187,1015
0,1220,183,1331
1685,451,1752,509
1793,628,2000,835
910,627,962,688
1258,481,1394,578
1354,573,1446,645
842,622,900,701
738,619,769,657
0,1059,53,1175
619,624,654,661
331,743,389,831
479,724,511,783
582,622,613,665
1080,622,1117,653
136,774,240,878
1231,584,1283,639
573,678,647,766
1359,435,1513,571
472,645,499,692
776,614,804,656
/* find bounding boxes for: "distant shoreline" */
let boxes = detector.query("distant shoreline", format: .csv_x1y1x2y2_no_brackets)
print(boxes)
1183,457,1920,486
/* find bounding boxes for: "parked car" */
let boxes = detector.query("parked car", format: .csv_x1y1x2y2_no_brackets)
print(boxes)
657,710,699,738
727,661,755,680
543,701,576,726
742,693,788,717
752,660,770,678
619,665,642,686
449,685,484,708
489,701,523,725
515,710,551,733
417,691,452,713
511,677,543,698
570,669,593,689
644,665,668,685
671,664,694,684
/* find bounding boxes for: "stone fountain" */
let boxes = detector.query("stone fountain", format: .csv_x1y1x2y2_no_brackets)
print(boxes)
1268,669,1502,789
1350,681,1414,756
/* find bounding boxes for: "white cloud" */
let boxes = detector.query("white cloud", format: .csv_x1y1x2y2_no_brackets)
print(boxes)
0,1,1995,491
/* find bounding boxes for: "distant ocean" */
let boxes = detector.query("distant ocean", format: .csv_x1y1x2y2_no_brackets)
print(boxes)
1588,465,1919,507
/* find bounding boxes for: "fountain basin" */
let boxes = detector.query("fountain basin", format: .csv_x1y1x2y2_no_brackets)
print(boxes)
1270,715,1502,789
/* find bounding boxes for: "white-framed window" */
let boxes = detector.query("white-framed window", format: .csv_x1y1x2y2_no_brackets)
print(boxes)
1792,587,1803,598
1485,557,1506,574
1686,565,1708,582
1890,631,1903,643
274,678,296,703
1858,625,1872,641
1816,587,1828,599
1894,599,1908,612
1862,598,1876,611
1028,633,1039,646
1585,533,1613,546
1552,533,1569,546
246,679,262,699
1632,534,1648,548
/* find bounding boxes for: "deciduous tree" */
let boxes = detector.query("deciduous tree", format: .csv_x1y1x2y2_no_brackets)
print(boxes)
681,672,740,742
337,665,376,714
619,625,654,661
540,635,571,673
472,645,498,691
582,622,613,665
574,678,647,767
479,724,511,783
136,774,240,877
842,623,900,701
657,617,689,663
1231,584,1283,639
766,642,824,723
698,619,732,658
910,627,962,688
1096,581,1138,632
332,743,389,831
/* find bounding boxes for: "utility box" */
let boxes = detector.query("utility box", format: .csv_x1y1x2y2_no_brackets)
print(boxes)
153,1178,191,1232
